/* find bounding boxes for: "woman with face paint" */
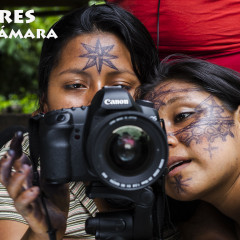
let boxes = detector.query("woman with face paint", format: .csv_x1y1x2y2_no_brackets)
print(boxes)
0,4,162,240
141,55,240,239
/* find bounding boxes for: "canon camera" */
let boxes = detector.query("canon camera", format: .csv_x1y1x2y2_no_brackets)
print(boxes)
36,86,168,191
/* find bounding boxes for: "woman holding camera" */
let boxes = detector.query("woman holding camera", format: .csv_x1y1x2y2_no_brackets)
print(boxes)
0,3,162,240
141,55,240,239
0,3,234,239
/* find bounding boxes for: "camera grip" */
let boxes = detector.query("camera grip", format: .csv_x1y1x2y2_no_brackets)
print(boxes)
39,115,73,184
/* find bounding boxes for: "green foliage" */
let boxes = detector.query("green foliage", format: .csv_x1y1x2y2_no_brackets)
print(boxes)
0,7,64,113
0,8,62,96
89,0,106,5
0,93,38,114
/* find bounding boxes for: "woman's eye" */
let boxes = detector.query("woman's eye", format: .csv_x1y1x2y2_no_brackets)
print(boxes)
114,84,131,91
65,83,86,89
174,112,194,123
121,85,132,90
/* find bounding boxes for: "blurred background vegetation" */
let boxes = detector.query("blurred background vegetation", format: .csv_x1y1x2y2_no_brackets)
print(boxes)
0,0,106,114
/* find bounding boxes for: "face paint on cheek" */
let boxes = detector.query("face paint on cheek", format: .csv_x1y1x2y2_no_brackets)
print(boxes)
79,39,118,74
169,175,192,194
203,143,218,159
173,96,235,147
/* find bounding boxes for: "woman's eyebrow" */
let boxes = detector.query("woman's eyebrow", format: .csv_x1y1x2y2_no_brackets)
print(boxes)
153,86,203,105
58,68,136,77
166,96,192,105
58,68,89,76
107,68,137,77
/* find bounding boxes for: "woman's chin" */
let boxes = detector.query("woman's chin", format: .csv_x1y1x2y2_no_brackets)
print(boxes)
166,187,199,202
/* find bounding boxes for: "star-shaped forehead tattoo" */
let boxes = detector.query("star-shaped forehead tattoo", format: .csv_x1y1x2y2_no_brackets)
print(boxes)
79,39,118,74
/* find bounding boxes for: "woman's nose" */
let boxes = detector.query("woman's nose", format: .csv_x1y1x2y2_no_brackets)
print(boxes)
167,132,179,147
86,84,104,106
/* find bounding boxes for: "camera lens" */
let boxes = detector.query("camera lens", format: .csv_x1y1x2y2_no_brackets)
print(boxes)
115,131,137,163
87,112,168,191
107,125,150,174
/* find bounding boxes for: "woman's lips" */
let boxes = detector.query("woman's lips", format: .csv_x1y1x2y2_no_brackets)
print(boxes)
167,157,192,177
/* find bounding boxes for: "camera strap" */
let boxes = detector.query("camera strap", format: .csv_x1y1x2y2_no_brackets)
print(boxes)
152,177,165,239
28,116,40,186
28,115,57,240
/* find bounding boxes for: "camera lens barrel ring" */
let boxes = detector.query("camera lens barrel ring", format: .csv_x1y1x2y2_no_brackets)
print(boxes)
87,111,168,191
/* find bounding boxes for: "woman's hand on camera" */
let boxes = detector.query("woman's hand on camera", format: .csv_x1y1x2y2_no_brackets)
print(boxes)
0,131,69,240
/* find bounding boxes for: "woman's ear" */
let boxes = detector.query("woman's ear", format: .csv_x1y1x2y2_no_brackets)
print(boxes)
31,99,48,116
40,94,49,113
43,103,49,113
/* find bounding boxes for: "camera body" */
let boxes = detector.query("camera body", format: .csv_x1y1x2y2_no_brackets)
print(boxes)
37,86,168,191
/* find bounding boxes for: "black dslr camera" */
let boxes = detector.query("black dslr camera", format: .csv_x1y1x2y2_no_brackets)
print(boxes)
37,86,168,191
32,86,169,239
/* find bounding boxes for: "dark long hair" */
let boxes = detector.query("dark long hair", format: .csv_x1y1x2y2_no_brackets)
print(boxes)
38,3,159,111
140,54,240,111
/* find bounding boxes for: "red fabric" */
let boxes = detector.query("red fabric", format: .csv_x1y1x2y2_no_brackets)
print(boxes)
108,0,240,72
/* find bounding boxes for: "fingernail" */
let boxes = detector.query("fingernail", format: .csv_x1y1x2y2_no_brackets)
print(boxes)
15,131,23,139
22,164,31,171
17,164,31,174
7,149,15,157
